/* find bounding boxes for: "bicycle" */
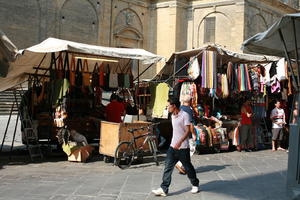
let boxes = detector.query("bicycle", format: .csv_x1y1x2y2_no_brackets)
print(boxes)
114,123,160,169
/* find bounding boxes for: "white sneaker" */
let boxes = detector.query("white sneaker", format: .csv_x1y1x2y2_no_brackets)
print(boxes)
152,188,167,197
191,186,199,194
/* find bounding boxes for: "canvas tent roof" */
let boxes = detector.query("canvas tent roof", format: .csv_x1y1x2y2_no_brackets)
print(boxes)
0,37,165,92
154,44,279,80
0,30,19,77
241,13,300,89
241,13,300,58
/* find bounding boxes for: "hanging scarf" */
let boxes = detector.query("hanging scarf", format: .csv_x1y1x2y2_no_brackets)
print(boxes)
201,51,217,89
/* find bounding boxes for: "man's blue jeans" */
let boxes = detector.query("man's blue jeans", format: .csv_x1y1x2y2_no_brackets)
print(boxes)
160,147,199,193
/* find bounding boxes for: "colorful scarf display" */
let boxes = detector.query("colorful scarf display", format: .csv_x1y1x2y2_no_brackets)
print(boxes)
201,51,217,89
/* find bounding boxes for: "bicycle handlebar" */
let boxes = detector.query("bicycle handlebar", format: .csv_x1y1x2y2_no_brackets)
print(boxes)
128,122,160,133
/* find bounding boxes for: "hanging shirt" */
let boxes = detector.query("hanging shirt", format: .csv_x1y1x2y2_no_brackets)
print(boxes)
187,57,200,80
276,58,288,81
264,63,272,86
152,83,170,118
270,107,285,128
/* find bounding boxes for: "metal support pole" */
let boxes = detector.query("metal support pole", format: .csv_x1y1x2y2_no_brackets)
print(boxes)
278,28,299,90
9,90,20,158
0,101,15,153
173,55,177,88
137,61,140,121
133,63,154,82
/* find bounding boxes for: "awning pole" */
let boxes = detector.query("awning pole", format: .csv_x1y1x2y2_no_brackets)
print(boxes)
137,61,140,121
9,90,20,159
278,28,299,90
173,55,177,88
292,18,300,88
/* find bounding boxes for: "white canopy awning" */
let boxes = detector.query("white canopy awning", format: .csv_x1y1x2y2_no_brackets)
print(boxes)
0,37,165,91
154,44,279,80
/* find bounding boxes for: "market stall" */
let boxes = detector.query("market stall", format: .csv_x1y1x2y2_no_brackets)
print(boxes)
241,13,300,199
0,37,164,161
151,44,289,153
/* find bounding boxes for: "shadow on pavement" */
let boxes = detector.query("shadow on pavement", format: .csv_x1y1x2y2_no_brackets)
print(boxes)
195,165,231,173
170,170,290,200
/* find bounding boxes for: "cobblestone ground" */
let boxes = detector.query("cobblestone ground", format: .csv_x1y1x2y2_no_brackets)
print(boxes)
0,148,290,200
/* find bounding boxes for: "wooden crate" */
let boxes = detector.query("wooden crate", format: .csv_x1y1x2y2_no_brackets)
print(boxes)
99,121,152,157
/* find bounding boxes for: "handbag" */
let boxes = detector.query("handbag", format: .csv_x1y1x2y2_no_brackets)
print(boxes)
56,52,64,80
64,52,70,80
109,64,118,88
104,64,110,91
75,59,83,86
92,63,100,87
49,53,57,80
118,64,125,88
69,56,76,86
99,63,105,87
82,59,90,86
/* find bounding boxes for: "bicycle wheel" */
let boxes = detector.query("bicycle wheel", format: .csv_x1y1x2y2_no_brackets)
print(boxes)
114,141,134,169
148,139,159,166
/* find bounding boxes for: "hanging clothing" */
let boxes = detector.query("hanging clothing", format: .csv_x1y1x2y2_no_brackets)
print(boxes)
201,51,217,89
276,58,288,81
245,64,252,91
227,62,233,87
179,82,198,107
222,74,229,98
263,63,272,86
271,77,281,93
152,83,170,118
216,73,222,98
269,62,277,79
249,70,259,91
188,57,200,80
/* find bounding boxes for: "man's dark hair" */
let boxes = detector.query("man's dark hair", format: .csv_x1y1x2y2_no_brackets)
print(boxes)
275,99,281,104
110,93,118,101
168,98,181,108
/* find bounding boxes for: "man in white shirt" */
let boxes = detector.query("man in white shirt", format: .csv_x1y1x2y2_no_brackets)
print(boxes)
270,100,286,151
152,99,199,197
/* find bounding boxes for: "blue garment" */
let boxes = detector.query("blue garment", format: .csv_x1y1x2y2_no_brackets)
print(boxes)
180,105,193,122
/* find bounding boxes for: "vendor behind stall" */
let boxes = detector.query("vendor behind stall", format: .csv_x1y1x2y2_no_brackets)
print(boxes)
105,93,125,123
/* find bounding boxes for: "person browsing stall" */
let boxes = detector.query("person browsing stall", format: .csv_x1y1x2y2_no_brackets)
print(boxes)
240,100,253,152
152,99,199,197
270,100,286,151
105,93,125,123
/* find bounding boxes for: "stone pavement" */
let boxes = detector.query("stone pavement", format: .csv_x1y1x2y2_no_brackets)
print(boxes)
0,149,290,200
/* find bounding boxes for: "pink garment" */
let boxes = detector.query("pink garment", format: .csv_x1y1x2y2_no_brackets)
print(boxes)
271,79,281,93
